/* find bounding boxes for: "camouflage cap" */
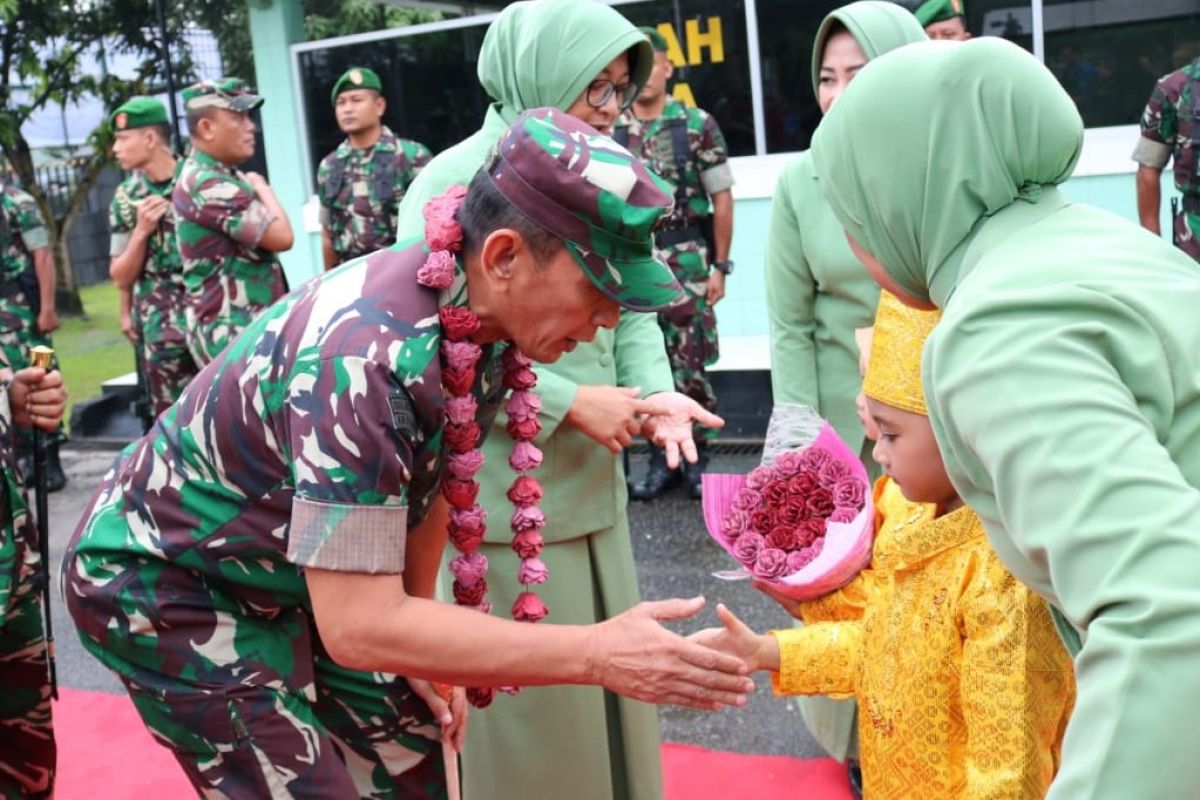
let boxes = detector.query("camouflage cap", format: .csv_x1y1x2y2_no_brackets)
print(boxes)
181,78,264,114
110,96,168,131
331,67,383,105
486,108,683,313
638,25,669,53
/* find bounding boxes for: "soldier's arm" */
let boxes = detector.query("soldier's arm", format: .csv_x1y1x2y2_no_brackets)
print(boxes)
1132,79,1176,236
243,172,294,253
710,189,733,263
321,227,338,270
109,196,170,289
1136,165,1163,236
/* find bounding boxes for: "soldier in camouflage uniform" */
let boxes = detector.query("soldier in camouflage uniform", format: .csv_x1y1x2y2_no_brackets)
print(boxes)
617,28,735,501
173,78,292,366
108,96,199,422
1134,55,1200,262
317,67,433,268
64,109,752,799
0,353,67,799
0,181,66,493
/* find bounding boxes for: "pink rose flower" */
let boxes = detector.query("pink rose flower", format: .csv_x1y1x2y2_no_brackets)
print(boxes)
518,557,549,585
445,396,479,426
773,451,804,476
439,306,481,340
425,217,463,253
745,466,773,490
449,523,484,553
510,441,544,472
507,476,543,506
749,508,776,534
503,367,538,391
506,390,542,422
763,479,790,510
444,421,481,453
423,184,468,222
446,449,484,481
733,531,766,566
787,471,819,498
453,577,488,605
502,346,533,371
797,518,826,546
766,526,799,551
512,591,549,622
506,415,542,442
779,499,808,525
830,506,859,524
753,548,789,579
818,460,852,490
806,487,836,519
450,505,487,534
442,367,475,398
732,488,763,512
511,529,544,559
467,686,496,708
786,549,814,574
832,477,867,510
511,505,546,533
799,447,833,472
450,552,488,586
720,510,750,543
811,537,825,556
417,249,456,289
442,341,482,373
441,478,479,510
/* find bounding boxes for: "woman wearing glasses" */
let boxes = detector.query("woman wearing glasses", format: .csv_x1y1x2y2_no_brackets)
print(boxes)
395,2,719,799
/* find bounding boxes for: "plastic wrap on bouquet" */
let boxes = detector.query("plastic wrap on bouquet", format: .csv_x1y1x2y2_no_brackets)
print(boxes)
701,404,874,601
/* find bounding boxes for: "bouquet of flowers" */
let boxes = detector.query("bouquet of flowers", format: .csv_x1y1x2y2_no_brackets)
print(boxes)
701,404,874,601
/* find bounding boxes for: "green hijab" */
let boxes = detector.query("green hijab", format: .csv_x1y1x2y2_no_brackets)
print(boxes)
477,0,653,125
810,1,927,98
811,38,1083,305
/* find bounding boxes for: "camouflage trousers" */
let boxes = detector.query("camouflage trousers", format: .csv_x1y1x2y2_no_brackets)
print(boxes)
0,328,65,451
1173,208,1200,262
659,242,719,443
137,333,200,419
0,554,54,799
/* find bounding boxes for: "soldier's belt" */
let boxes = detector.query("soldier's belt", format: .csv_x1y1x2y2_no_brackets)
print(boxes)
656,225,707,249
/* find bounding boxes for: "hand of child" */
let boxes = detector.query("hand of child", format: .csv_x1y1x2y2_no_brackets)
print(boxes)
687,603,775,673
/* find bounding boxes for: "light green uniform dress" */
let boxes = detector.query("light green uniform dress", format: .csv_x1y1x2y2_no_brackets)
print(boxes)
395,2,668,798
815,37,1200,799
765,1,926,761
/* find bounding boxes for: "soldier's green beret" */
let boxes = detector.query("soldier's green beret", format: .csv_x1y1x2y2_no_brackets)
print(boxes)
181,78,264,114
110,97,168,131
331,67,383,105
914,0,965,25
485,108,683,313
638,26,668,53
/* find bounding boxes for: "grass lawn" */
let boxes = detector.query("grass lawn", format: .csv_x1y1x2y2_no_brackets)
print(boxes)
55,282,134,432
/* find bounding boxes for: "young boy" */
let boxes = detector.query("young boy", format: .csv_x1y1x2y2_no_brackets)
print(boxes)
694,291,1076,798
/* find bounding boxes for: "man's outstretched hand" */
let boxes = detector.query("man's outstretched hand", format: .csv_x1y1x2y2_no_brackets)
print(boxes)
640,392,725,468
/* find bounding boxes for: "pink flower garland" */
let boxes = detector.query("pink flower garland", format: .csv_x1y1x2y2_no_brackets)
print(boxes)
418,185,550,709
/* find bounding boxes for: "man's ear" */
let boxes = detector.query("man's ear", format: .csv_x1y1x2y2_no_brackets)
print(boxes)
479,228,522,289
375,95,387,117
664,58,674,82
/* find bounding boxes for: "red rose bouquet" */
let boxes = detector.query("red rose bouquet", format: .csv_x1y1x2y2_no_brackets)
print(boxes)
701,404,874,601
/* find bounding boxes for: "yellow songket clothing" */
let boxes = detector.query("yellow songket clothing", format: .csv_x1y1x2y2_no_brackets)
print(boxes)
772,479,1075,798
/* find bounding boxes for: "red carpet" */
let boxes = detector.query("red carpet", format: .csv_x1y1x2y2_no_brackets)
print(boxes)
52,688,852,799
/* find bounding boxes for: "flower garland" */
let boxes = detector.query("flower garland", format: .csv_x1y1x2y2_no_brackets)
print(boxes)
417,185,550,709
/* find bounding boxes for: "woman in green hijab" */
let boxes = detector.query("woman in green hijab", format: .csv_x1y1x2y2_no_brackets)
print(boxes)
394,3,675,799
814,37,1200,799
763,0,926,770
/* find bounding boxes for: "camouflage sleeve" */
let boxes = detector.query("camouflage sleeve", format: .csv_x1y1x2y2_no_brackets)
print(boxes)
108,183,135,256
694,110,735,195
189,173,274,250
284,356,414,574
1133,77,1177,169
409,140,433,174
11,189,48,251
315,154,333,210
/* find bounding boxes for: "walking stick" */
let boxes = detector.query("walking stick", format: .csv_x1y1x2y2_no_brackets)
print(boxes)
30,344,57,700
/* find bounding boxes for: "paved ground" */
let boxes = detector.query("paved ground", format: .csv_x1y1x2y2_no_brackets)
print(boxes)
47,446,827,759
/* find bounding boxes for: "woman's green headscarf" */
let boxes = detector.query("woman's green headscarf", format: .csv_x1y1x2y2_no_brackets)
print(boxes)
810,1,927,98
811,38,1084,305
478,0,653,124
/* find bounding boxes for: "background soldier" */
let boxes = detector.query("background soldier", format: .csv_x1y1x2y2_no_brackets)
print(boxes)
0,179,65,492
0,354,67,799
1134,54,1200,262
173,78,293,366
904,0,971,40
317,67,432,269
618,27,735,501
108,97,198,422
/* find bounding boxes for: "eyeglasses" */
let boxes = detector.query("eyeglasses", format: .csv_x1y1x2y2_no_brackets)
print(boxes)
586,79,638,111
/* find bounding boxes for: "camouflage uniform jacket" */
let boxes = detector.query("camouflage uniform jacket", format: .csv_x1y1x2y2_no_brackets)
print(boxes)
0,352,36,631
66,242,506,674
0,185,48,335
614,98,734,238
172,148,288,364
109,162,189,348
317,127,433,264
1134,57,1200,196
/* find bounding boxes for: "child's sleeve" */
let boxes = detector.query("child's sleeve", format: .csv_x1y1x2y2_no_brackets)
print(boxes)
768,622,862,699
799,572,869,625
959,549,1076,799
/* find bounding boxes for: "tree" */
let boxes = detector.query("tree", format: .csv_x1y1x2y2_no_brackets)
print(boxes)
0,0,193,314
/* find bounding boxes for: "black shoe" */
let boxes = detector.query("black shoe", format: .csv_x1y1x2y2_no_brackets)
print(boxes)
682,442,710,500
45,444,67,493
629,447,679,501
847,760,864,799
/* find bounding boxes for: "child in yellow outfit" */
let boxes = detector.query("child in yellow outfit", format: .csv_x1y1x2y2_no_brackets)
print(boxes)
695,292,1075,798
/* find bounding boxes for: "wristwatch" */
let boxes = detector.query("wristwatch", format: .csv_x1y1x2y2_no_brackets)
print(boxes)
711,259,734,275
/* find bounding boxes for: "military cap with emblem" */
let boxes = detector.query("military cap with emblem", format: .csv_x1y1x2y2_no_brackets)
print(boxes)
637,25,668,53
904,0,965,25
485,107,684,313
110,96,169,131
181,77,264,113
330,67,384,105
